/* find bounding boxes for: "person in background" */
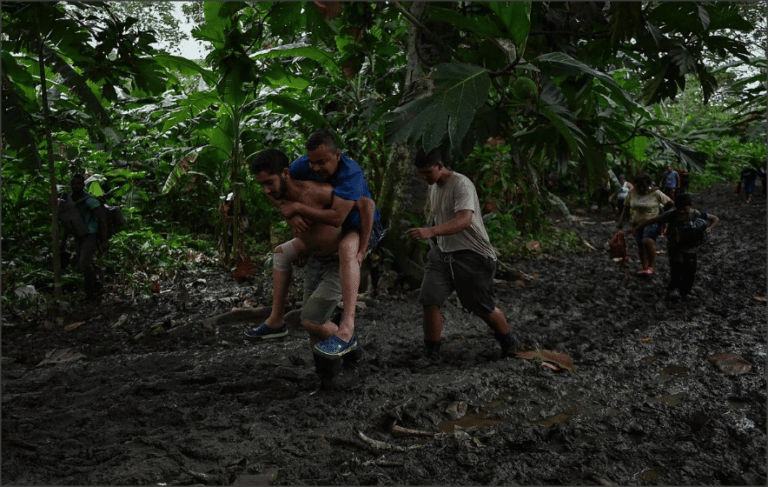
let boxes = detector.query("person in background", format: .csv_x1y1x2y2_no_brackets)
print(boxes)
59,173,110,300
659,165,680,200
617,173,673,277
678,167,690,194
608,174,633,218
407,148,518,361
630,193,719,300
740,164,758,205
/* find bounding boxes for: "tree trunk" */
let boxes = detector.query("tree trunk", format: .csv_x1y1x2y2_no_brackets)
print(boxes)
377,2,431,287
37,6,62,301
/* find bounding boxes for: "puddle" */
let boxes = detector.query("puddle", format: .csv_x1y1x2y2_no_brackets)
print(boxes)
646,392,685,407
659,364,688,377
438,413,503,434
636,469,663,483
530,404,578,427
437,392,512,434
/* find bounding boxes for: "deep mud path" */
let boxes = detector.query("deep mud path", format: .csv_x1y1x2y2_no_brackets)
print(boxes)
2,183,765,485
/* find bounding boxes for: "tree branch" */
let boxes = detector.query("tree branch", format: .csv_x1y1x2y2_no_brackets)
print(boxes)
391,1,467,64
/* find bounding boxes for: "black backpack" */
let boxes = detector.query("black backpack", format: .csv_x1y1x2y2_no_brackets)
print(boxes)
672,210,708,248
58,193,125,238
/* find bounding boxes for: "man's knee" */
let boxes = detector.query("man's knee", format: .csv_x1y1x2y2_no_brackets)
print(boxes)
274,240,300,272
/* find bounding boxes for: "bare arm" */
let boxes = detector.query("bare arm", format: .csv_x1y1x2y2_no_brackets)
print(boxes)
407,209,473,241
355,196,375,264
629,214,661,235
706,213,720,232
266,194,311,233
280,197,354,228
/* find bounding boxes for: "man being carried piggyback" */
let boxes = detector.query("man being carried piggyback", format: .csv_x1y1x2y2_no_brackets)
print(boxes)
245,130,383,360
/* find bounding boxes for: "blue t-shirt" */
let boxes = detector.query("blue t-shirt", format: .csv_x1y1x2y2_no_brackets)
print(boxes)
290,152,381,231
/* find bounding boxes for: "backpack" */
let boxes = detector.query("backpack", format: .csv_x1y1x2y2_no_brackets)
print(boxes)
609,230,627,260
672,210,709,248
58,193,125,238
58,195,89,237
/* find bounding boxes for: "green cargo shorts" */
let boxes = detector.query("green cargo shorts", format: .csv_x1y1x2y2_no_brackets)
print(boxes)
300,254,343,325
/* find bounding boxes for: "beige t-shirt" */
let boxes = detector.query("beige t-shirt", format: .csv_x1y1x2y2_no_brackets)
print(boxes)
624,189,672,224
427,172,497,260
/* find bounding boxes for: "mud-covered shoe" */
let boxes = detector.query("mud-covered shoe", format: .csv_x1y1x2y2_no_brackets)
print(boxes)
496,332,519,358
244,323,288,341
424,339,441,360
313,333,358,358
342,342,365,367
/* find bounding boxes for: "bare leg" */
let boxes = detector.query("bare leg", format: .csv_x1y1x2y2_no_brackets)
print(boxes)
264,239,309,328
481,308,510,336
302,319,339,346
264,249,290,329
423,305,444,342
643,238,657,270
335,232,361,342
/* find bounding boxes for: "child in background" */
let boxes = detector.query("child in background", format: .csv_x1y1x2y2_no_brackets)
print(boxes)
630,193,719,300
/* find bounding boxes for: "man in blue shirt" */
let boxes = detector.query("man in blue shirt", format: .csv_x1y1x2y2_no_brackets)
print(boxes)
245,130,383,359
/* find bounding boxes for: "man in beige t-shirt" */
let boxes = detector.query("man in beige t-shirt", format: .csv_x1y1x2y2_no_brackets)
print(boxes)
407,148,518,361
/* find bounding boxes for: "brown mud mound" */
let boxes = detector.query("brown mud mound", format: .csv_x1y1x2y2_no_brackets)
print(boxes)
3,184,765,485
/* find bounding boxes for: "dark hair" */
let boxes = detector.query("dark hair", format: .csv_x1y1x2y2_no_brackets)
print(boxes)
413,148,442,169
305,129,338,151
250,148,289,175
674,193,692,208
71,173,85,182
633,173,652,187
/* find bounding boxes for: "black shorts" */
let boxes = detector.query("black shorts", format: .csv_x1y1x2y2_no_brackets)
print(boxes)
418,247,496,317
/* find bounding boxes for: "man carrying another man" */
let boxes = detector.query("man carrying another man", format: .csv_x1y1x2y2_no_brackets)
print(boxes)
245,130,383,359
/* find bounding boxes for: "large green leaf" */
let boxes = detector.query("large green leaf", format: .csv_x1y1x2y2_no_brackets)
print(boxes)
251,43,339,72
154,53,216,87
388,63,491,152
161,151,199,195
531,52,636,112
264,94,327,129
262,63,310,90
488,2,531,48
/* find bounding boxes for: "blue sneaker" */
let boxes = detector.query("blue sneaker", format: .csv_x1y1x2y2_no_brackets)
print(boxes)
313,333,358,358
244,323,288,341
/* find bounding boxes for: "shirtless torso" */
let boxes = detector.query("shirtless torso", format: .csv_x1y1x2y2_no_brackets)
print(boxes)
288,180,342,257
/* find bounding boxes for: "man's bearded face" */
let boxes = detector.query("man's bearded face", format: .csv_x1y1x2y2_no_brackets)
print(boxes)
256,172,287,200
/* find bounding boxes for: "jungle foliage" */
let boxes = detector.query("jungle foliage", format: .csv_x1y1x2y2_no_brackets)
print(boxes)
2,1,765,304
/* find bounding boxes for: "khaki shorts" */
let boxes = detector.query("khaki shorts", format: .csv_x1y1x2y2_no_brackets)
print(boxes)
300,254,342,325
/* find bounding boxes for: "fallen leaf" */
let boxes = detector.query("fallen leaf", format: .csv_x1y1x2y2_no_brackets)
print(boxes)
753,296,767,303
64,321,86,332
515,348,575,371
37,348,85,366
635,337,653,343
531,412,571,427
149,282,161,294
445,401,468,420
707,353,751,375
541,361,561,371
526,240,541,250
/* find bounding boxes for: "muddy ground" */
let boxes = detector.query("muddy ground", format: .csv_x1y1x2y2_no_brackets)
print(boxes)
2,183,766,486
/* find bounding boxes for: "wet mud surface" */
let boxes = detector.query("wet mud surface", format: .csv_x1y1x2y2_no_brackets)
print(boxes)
3,184,766,485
